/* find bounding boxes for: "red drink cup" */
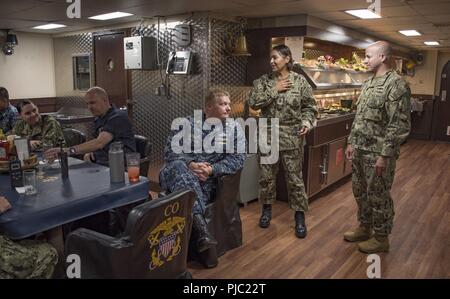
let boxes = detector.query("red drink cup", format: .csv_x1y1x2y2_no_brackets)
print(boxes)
126,152,140,183
127,166,140,183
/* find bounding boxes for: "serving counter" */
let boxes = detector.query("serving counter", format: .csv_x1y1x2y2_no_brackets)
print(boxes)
276,112,354,200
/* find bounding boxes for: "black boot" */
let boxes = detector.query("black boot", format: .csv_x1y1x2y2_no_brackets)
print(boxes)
295,211,307,238
193,214,217,252
259,204,272,228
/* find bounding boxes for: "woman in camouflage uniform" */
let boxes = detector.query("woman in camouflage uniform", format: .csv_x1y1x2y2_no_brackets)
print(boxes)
11,100,65,151
248,45,317,238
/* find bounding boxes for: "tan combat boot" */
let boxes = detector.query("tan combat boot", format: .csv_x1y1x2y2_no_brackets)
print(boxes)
343,224,373,242
358,234,390,254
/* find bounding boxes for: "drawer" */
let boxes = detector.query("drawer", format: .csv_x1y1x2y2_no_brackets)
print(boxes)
311,118,354,145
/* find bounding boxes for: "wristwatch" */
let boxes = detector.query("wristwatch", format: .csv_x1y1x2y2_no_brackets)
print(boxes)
68,147,77,156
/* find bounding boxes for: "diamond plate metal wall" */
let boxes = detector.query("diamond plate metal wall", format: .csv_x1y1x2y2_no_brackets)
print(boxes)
209,19,252,119
131,16,209,170
131,17,252,171
53,33,95,138
210,19,247,86
53,17,252,173
72,33,93,54
54,33,93,109
132,18,204,169
304,48,326,60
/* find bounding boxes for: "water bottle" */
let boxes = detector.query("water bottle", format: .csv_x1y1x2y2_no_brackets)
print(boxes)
59,150,69,179
58,137,69,179
109,142,125,183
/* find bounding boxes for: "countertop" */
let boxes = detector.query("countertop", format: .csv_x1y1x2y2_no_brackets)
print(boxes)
316,112,355,127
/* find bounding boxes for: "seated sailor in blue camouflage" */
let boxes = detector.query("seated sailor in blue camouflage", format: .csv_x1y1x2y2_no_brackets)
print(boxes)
345,41,411,254
0,87,19,134
248,44,317,238
159,89,246,253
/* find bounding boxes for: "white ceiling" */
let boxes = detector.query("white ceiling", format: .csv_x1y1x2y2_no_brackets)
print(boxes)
1,0,449,51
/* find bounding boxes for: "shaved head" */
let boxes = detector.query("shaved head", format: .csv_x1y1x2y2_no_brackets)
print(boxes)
368,41,392,60
364,41,393,74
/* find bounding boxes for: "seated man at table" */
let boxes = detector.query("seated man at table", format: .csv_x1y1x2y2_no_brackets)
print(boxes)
0,196,58,279
11,100,65,150
159,89,246,253
0,235,58,279
0,87,19,134
45,86,136,166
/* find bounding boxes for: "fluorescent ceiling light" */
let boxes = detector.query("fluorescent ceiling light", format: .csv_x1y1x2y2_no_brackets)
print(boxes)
33,23,66,30
89,12,133,20
345,9,381,19
424,41,440,46
399,30,421,36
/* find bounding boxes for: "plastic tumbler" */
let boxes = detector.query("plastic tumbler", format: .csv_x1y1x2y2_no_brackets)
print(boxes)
23,169,37,195
126,152,140,183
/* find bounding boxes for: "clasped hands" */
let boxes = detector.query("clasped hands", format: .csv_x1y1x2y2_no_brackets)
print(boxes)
188,162,213,182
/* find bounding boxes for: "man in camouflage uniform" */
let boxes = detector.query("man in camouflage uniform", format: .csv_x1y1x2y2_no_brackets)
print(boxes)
11,100,65,150
345,41,411,253
0,196,58,279
159,90,246,253
248,44,317,238
0,236,58,279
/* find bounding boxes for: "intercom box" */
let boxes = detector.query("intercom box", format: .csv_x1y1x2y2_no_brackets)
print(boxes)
166,51,193,75
124,36,157,70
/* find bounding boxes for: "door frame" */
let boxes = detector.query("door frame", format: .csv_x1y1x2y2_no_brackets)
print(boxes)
433,60,450,141
92,29,134,120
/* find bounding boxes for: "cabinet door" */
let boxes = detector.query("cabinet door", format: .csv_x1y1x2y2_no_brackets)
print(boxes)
308,145,327,196
343,139,353,176
327,138,346,185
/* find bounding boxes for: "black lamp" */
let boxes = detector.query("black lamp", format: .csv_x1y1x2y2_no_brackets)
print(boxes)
6,31,18,46
2,29,18,55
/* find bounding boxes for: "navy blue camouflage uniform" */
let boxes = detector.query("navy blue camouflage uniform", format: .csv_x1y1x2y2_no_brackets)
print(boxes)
0,104,18,134
159,114,246,215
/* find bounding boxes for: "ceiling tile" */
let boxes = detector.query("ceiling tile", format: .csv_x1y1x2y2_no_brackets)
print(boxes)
0,0,42,17
424,14,450,24
78,0,164,10
0,18,44,30
379,5,419,17
288,0,403,11
309,11,355,21
7,2,95,21
1,0,449,50
124,0,245,18
405,0,450,3
337,15,429,28
410,2,450,14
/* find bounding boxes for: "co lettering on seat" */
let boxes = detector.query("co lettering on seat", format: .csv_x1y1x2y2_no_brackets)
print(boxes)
164,202,180,216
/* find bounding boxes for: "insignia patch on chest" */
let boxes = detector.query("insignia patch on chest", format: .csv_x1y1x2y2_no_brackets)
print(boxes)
388,86,406,101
